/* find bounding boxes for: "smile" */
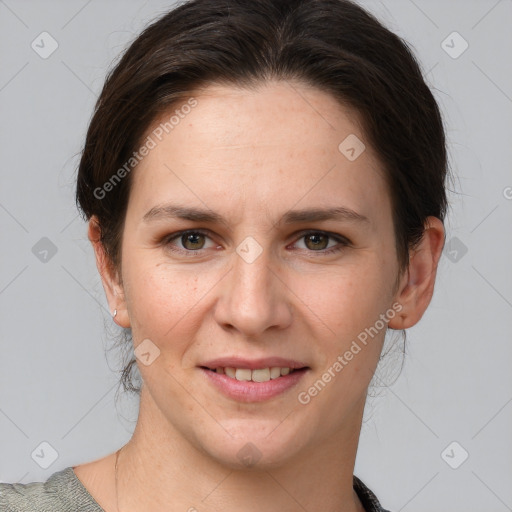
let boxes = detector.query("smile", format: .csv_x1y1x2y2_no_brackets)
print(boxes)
205,366,296,382
200,366,309,402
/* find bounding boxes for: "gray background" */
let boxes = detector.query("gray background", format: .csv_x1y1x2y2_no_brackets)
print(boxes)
0,1,511,511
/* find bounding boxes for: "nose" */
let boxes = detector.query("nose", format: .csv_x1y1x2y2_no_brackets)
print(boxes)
213,242,293,338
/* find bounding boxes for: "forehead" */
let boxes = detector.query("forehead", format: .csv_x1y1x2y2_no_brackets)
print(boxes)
151,80,367,151
129,81,390,228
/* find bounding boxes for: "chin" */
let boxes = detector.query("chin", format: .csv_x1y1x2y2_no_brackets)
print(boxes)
197,418,307,470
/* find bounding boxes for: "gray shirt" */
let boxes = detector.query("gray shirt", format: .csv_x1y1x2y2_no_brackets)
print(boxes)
0,467,391,511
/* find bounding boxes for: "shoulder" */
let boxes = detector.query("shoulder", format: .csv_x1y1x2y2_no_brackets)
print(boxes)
353,475,392,512
0,467,104,512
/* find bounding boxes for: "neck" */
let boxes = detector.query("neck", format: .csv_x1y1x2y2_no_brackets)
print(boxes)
115,387,366,512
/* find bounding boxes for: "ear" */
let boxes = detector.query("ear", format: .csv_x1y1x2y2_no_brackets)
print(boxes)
388,216,445,330
88,215,131,328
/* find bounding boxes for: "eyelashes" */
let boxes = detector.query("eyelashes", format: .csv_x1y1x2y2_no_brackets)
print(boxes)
161,229,351,258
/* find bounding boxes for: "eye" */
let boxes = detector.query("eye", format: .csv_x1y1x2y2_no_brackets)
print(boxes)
163,229,218,256
291,231,350,255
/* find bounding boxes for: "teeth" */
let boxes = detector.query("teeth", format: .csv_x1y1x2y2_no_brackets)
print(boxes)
252,368,270,382
217,366,294,382
225,367,236,378
270,367,281,379
235,368,252,381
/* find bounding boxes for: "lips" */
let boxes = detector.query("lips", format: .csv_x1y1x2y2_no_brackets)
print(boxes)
198,356,310,402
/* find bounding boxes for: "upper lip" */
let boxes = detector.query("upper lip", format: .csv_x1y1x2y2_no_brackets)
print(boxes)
200,356,309,370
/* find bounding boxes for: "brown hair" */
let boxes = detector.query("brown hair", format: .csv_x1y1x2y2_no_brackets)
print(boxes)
76,0,450,394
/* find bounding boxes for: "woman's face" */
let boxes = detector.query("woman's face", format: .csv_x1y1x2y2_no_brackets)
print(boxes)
107,81,406,467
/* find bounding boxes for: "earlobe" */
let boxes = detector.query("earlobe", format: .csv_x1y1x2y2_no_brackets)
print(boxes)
88,216,131,328
388,216,445,330
111,307,130,328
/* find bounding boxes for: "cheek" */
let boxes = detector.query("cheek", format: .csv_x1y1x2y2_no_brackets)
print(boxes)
122,255,199,339
293,265,391,427
292,260,392,343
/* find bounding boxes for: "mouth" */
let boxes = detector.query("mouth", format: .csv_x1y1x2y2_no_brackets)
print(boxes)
200,366,305,382
198,358,310,402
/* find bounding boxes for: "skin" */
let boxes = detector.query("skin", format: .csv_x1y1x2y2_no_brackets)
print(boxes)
74,80,445,512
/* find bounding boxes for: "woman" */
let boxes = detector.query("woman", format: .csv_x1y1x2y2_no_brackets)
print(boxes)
0,0,448,510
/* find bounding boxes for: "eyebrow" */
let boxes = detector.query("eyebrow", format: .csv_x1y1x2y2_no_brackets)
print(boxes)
142,204,369,225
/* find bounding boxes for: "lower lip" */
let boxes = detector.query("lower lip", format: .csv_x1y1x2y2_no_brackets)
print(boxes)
200,368,308,403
